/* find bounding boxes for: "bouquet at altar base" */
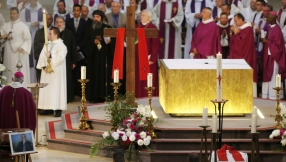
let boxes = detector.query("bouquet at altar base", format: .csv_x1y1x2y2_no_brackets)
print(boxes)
269,103,286,147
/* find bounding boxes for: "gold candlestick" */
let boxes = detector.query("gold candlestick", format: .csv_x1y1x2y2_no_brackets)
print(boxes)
111,82,121,102
273,87,284,129
78,79,90,130
145,87,157,138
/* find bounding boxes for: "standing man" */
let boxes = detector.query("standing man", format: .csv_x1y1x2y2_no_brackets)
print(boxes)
152,0,184,59
229,13,257,97
240,0,256,23
1,7,31,86
261,12,286,100
53,0,73,24
55,16,77,103
218,12,230,58
213,0,224,22
20,0,43,83
83,10,114,103
15,134,33,152
54,0,74,14
36,27,67,117
190,7,221,59
105,0,113,13
81,5,93,25
106,1,126,28
221,4,234,25
252,0,264,29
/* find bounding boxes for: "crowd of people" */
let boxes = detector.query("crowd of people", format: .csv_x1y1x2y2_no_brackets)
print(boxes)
0,0,285,118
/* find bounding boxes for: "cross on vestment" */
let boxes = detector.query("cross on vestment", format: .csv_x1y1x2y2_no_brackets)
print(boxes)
104,6,158,94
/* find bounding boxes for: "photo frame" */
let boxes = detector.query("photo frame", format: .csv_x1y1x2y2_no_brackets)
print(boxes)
8,131,36,155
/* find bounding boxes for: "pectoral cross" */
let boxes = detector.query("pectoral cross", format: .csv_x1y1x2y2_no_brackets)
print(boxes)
104,6,158,94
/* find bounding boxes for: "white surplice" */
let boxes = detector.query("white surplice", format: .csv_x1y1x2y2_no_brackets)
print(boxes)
20,3,43,83
152,0,184,59
1,19,31,87
53,0,74,15
36,39,67,110
184,0,213,59
240,7,256,23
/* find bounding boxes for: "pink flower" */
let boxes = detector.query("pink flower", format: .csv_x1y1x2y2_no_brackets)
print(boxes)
280,129,286,136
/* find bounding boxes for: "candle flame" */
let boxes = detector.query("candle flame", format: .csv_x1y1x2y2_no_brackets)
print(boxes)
42,8,47,14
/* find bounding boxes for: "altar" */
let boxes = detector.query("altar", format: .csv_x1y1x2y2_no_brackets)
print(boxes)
159,59,253,115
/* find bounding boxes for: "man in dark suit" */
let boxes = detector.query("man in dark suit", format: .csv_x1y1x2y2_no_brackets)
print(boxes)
15,134,33,152
81,5,93,26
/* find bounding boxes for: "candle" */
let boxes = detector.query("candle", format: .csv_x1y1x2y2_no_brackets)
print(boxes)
251,115,257,133
114,69,119,83
42,9,48,45
216,52,222,101
252,106,257,116
202,107,208,126
81,66,86,79
276,74,281,87
212,115,217,133
147,73,153,87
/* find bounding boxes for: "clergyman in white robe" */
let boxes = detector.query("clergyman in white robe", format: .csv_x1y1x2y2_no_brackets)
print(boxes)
1,18,31,87
54,0,74,15
152,0,184,59
20,1,43,83
36,38,67,111
184,0,213,59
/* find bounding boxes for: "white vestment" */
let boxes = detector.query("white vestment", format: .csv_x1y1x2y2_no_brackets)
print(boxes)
146,0,157,10
6,0,17,9
53,0,74,14
36,39,67,110
105,6,112,14
240,7,256,23
184,0,213,59
241,0,250,8
152,0,184,59
0,14,5,30
252,11,263,27
1,19,31,87
230,1,243,14
20,3,43,83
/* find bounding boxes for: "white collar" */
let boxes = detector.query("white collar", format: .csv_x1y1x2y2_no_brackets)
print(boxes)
50,39,63,44
163,0,176,2
270,24,276,28
10,82,23,88
249,7,256,12
202,18,214,24
218,23,229,28
228,14,233,19
25,2,42,11
11,19,20,24
142,21,151,25
239,22,251,29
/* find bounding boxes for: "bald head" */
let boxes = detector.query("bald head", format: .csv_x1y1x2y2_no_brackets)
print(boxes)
81,5,89,19
98,3,106,13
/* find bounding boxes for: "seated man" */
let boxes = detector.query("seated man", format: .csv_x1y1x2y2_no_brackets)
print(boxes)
0,71,36,133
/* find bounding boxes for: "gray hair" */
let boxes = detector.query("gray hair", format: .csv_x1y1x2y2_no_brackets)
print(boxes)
56,16,65,22
141,9,153,21
13,76,23,82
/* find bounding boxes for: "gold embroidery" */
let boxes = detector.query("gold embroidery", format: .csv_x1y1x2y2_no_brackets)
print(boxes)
173,7,177,14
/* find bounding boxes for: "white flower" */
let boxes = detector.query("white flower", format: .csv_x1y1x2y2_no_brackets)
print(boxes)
126,131,132,137
138,120,145,127
0,76,6,80
269,134,274,139
131,132,136,135
122,135,127,141
281,138,286,146
143,138,150,146
116,129,125,135
0,64,5,71
146,136,151,141
140,131,147,139
137,139,144,146
129,134,136,141
102,132,110,138
111,132,119,140
137,105,152,118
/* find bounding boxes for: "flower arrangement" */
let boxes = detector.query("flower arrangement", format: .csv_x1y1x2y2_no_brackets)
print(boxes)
0,63,7,85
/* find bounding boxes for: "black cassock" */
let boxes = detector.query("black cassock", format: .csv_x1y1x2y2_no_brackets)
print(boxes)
83,23,114,102
60,28,77,103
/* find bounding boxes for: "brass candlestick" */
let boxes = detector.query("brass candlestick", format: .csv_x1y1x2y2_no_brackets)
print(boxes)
45,43,54,74
145,86,157,138
111,82,122,102
273,87,284,129
78,79,90,130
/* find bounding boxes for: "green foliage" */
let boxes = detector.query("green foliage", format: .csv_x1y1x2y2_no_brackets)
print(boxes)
90,137,118,158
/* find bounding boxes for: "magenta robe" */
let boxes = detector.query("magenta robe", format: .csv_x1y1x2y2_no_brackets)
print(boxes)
229,26,257,82
191,21,221,58
0,86,36,133
135,22,160,98
262,25,286,81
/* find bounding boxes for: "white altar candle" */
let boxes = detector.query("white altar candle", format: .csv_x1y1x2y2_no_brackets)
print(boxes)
212,115,217,133
114,70,119,83
147,73,153,87
252,106,257,116
202,107,208,126
216,52,222,101
276,74,281,87
42,9,48,45
81,66,86,79
251,115,257,133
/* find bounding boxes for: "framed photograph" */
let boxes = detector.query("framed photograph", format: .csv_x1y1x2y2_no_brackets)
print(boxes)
8,131,36,155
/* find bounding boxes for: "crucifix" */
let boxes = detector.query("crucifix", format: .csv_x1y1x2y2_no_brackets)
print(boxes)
104,6,158,94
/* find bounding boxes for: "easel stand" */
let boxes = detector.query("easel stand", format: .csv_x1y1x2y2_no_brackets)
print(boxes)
209,132,220,162
13,154,32,162
250,132,260,162
211,99,228,149
199,125,210,162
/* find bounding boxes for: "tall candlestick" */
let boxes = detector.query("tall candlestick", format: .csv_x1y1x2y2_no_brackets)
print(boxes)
276,74,281,87
147,73,153,87
81,66,86,79
114,70,119,83
42,9,48,45
252,106,257,116
216,52,222,101
251,115,257,133
212,115,217,133
202,107,208,126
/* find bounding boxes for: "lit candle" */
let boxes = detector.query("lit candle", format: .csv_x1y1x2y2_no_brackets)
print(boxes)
216,52,222,101
114,70,119,83
251,115,257,133
276,74,281,87
147,73,153,87
202,107,208,126
81,66,86,79
42,9,48,44
212,115,217,133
